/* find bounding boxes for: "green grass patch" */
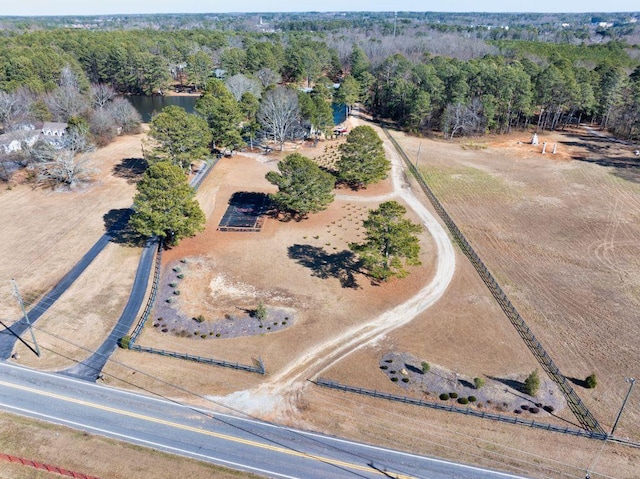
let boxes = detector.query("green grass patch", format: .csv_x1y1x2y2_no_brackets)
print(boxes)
420,164,519,202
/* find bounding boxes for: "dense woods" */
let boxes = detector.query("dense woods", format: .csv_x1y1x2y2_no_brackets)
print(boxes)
1,10,639,155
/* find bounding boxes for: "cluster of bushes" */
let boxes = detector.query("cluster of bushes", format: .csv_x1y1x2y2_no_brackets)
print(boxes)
438,392,477,405
166,264,185,303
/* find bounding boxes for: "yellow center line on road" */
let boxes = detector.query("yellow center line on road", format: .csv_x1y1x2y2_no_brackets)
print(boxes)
0,379,416,479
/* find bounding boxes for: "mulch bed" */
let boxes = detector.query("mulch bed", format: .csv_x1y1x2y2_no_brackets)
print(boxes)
379,352,566,418
150,260,294,339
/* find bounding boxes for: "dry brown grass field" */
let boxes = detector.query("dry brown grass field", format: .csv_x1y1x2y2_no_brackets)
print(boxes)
1,120,639,479
388,127,640,441
0,412,261,479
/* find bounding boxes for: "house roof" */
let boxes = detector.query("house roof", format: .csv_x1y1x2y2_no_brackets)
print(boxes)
42,122,68,133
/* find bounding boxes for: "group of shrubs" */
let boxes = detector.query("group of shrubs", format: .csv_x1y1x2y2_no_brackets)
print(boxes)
515,403,555,415
380,358,596,416
439,392,477,405
166,263,185,304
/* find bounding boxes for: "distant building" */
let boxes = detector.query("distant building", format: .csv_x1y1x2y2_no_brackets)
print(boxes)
41,122,68,137
0,122,68,154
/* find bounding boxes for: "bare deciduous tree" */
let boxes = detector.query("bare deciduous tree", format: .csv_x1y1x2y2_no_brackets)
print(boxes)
89,108,118,146
442,99,485,139
90,83,117,109
256,68,280,88
29,127,96,188
0,88,35,130
106,97,142,133
59,65,82,90
257,87,302,151
36,149,96,189
224,74,262,101
45,87,89,122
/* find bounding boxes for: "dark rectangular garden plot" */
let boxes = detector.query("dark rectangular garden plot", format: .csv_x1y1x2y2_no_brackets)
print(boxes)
217,192,271,232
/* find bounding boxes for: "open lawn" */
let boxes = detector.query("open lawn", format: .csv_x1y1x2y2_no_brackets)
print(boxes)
0,130,146,320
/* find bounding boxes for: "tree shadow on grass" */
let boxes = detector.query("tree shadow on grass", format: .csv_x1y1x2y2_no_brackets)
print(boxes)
458,379,475,389
567,376,589,389
569,154,640,183
287,244,361,289
559,134,640,183
487,375,526,394
103,208,146,246
112,157,148,184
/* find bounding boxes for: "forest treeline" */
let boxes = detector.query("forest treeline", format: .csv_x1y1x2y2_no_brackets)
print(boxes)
1,17,640,140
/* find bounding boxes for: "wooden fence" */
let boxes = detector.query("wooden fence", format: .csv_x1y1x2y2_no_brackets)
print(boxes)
129,344,265,374
315,378,606,440
382,127,604,435
124,156,265,375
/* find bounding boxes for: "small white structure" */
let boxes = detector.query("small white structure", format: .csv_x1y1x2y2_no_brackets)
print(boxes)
531,133,539,146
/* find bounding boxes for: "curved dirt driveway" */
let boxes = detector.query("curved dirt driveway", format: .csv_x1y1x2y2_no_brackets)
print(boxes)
217,122,456,418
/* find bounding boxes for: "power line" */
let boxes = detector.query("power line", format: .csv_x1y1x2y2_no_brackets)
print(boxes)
15,322,615,479
10,326,419,479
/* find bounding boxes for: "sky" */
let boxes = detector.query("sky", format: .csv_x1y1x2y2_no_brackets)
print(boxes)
0,1,638,16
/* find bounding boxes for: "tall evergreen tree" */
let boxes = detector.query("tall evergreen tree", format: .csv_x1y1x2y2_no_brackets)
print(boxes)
336,125,390,189
350,201,422,282
130,161,206,246
266,153,335,219
147,105,211,171
195,79,244,154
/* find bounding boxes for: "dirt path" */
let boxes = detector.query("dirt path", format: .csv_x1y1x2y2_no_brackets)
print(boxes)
214,120,456,419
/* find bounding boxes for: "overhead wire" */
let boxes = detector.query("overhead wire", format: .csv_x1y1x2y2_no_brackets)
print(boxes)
14,319,620,479
10,325,419,479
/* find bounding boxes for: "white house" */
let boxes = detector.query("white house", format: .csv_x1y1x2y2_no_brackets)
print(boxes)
41,122,68,137
0,122,68,154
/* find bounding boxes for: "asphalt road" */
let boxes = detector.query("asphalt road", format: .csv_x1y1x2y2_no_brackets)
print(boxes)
0,363,529,479
59,238,158,381
1,160,211,371
0,232,114,360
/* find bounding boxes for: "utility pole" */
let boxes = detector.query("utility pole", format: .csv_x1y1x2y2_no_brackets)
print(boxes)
415,142,421,169
587,378,636,477
11,279,40,357
610,377,635,436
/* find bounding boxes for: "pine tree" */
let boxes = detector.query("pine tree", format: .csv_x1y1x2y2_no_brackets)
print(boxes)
337,125,390,189
147,106,211,171
350,201,422,281
196,79,244,154
266,153,335,219
130,161,205,246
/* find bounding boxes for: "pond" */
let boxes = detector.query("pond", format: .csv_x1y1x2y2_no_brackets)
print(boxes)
127,94,348,126
126,95,198,123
